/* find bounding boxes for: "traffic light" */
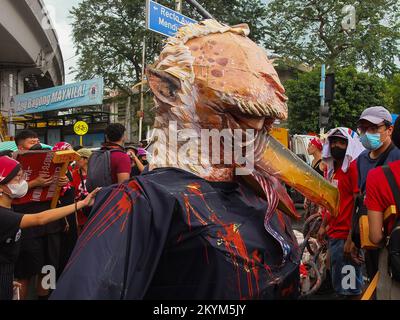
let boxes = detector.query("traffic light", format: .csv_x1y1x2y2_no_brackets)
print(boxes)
325,73,335,103
319,105,330,129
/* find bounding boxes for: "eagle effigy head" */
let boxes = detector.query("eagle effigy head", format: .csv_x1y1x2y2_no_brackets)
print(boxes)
147,20,287,132
147,20,339,216
187,23,288,125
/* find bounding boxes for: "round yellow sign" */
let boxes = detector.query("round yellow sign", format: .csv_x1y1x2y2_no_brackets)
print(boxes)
74,121,89,136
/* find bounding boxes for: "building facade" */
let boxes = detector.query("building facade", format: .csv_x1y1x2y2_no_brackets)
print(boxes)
0,0,64,139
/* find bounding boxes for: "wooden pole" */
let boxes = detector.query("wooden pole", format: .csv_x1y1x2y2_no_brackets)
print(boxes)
50,162,69,209
50,150,80,209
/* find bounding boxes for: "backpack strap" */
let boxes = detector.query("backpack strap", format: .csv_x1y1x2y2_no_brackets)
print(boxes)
102,142,125,152
376,143,395,168
66,170,73,182
109,148,125,154
360,143,395,192
382,165,400,277
357,158,362,191
382,165,400,220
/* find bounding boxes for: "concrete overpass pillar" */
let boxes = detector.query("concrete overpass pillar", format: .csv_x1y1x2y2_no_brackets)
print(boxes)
0,70,21,136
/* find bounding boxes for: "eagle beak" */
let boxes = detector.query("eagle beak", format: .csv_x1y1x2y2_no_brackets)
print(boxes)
256,135,339,217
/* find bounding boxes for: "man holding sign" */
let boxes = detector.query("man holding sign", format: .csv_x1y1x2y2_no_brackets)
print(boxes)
12,130,75,300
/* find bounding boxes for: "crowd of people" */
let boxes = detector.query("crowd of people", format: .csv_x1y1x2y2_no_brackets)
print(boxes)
1,105,400,300
0,123,149,300
306,106,400,299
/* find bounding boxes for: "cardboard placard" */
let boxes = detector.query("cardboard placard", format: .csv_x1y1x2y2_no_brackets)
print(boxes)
12,150,79,205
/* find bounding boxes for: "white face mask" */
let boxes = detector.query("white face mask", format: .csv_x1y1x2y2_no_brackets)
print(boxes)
7,180,29,199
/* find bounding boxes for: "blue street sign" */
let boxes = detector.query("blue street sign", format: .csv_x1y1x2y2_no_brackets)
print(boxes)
146,0,197,37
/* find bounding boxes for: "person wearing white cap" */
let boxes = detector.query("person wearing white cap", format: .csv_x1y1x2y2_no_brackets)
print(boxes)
318,128,365,298
0,156,100,300
351,106,400,282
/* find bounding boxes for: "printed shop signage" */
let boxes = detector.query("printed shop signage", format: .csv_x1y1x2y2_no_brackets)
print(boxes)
14,78,104,116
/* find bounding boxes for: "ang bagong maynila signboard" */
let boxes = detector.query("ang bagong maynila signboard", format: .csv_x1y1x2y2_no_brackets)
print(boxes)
13,78,104,116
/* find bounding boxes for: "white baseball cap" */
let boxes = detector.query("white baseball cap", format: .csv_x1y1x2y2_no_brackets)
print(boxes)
359,106,392,125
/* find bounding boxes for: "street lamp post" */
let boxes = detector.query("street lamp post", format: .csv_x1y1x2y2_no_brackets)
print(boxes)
175,0,182,12
8,103,13,138
138,37,146,143
319,64,327,134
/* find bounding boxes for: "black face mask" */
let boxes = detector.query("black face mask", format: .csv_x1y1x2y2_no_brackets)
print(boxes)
30,143,43,150
331,146,346,160
142,160,149,166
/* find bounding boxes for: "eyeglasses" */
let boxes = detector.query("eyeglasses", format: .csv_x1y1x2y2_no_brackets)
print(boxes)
357,124,387,135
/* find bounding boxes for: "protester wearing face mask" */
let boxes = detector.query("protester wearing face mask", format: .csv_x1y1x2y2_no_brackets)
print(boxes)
364,116,400,299
126,147,145,177
137,148,149,166
351,106,400,282
12,139,71,300
307,137,324,176
15,130,53,189
317,128,365,298
304,138,324,219
0,156,100,300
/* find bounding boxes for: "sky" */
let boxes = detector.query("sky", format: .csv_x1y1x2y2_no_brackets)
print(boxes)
43,0,82,84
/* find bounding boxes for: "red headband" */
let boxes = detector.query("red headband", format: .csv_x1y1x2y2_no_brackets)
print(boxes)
310,138,323,151
0,156,21,184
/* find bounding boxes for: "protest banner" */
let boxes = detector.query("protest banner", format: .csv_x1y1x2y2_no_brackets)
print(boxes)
13,150,79,207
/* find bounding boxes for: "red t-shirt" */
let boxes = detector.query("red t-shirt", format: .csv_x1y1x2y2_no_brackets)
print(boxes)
324,164,359,239
110,151,131,184
364,160,400,233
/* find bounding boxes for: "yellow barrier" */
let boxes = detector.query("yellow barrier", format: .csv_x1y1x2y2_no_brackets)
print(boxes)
361,272,379,300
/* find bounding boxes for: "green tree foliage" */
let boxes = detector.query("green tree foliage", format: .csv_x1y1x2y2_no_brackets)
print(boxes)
385,73,400,114
70,0,162,92
182,0,269,44
285,67,388,133
265,0,400,76
71,0,269,91
285,70,321,134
